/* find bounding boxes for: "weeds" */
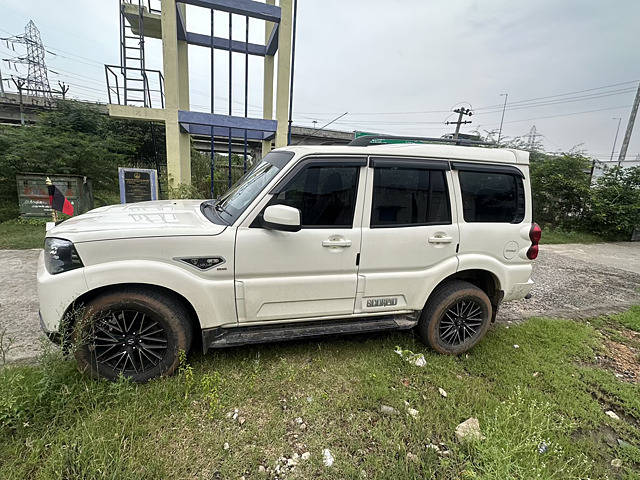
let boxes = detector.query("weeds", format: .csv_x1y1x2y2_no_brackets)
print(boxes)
0,323,15,366
178,349,194,399
201,371,224,418
469,386,593,479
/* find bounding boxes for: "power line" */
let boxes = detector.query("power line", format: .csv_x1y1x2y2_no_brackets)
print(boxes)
474,88,637,115
0,6,112,50
294,103,633,128
293,80,640,118
474,80,640,111
479,105,633,127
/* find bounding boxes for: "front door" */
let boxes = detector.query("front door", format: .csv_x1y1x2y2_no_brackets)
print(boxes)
356,158,459,314
235,157,366,323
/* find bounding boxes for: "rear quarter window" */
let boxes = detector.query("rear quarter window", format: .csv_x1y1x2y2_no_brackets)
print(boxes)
459,171,525,223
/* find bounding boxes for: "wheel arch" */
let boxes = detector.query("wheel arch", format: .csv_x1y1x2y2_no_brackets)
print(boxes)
61,283,202,349
425,269,503,321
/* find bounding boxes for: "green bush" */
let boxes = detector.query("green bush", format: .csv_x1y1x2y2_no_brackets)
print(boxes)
530,152,592,229
588,166,640,239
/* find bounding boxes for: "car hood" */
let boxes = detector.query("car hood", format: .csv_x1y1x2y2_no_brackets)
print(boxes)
47,200,227,243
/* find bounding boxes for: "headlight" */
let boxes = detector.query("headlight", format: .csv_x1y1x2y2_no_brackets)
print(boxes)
44,238,84,275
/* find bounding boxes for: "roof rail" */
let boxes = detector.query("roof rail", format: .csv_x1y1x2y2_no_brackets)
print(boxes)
347,134,496,147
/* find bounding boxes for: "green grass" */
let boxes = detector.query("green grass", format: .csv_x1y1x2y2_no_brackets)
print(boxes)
614,306,640,333
540,228,607,245
0,219,46,250
2,311,640,479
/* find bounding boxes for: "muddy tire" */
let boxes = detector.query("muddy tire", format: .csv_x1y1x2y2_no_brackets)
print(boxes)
74,288,193,382
417,280,492,355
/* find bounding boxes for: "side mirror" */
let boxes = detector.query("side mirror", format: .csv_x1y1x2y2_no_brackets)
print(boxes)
262,204,301,232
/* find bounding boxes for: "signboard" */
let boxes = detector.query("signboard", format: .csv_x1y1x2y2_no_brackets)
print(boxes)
118,167,158,204
16,173,94,219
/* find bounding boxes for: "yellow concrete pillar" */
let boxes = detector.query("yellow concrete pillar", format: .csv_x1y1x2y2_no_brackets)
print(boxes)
274,0,293,149
161,0,191,187
262,0,276,157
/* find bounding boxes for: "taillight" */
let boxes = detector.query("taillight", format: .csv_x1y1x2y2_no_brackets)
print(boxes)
527,223,542,260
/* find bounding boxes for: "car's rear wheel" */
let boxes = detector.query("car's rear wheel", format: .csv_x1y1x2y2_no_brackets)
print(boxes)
74,288,193,382
417,280,492,355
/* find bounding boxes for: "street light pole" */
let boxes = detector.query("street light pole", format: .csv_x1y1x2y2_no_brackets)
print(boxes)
497,93,508,145
611,117,622,165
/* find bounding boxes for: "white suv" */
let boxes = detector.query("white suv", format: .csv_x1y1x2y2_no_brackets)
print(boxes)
37,136,540,382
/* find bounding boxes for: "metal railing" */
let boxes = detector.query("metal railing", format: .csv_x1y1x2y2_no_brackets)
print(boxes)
105,65,165,108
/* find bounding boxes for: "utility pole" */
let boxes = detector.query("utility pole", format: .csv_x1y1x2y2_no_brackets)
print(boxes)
57,81,69,100
610,117,622,164
497,93,508,145
617,81,640,165
12,77,26,125
0,70,5,97
286,0,298,145
445,107,473,139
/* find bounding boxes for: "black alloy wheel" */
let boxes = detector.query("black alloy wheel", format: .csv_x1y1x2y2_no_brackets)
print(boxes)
90,310,168,375
417,280,492,355
74,288,193,382
438,300,485,346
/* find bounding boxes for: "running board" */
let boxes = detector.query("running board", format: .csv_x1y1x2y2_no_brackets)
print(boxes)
202,313,419,351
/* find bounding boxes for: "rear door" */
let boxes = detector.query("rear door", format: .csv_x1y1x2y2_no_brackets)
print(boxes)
356,157,459,314
452,162,531,299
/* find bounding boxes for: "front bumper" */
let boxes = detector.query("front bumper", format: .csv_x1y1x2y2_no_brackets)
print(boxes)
37,249,89,334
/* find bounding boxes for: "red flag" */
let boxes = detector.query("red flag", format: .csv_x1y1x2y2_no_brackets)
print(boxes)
47,184,74,216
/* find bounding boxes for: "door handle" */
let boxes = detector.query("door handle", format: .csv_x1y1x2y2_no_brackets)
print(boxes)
428,235,453,244
322,238,352,248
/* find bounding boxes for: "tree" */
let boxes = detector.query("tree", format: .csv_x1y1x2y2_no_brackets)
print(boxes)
0,100,165,220
529,153,592,228
588,166,640,239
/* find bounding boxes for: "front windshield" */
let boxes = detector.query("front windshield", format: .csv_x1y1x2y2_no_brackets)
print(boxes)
207,150,295,223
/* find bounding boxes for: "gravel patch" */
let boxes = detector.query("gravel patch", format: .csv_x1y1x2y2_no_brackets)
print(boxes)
499,245,640,323
2,243,640,364
0,249,44,364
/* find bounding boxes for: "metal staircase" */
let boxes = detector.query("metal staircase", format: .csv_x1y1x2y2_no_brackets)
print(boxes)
104,0,167,196
119,0,153,107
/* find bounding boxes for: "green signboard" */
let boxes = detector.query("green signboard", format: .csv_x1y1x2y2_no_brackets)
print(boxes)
16,173,94,219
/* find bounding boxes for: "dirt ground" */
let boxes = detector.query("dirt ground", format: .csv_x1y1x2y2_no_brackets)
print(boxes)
2,243,640,364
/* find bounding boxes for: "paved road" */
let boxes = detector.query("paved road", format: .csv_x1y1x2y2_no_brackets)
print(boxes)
2,243,640,364
542,242,640,275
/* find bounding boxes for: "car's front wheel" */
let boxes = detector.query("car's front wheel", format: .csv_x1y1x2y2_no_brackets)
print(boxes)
74,288,193,382
417,280,492,355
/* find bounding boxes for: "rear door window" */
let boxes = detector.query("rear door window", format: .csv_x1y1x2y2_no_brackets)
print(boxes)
458,171,525,223
371,167,451,227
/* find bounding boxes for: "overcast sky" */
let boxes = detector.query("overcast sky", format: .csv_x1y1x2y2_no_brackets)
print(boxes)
1,0,639,163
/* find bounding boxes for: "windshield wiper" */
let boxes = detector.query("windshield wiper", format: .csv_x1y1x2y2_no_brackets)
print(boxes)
214,200,232,217
201,200,230,225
